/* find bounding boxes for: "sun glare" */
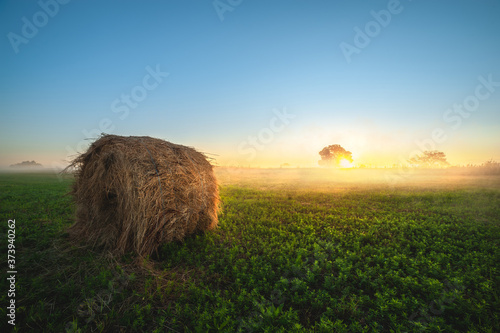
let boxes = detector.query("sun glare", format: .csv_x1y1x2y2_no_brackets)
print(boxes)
339,158,353,168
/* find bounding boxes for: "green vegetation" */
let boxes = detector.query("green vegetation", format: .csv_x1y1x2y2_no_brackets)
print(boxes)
1,171,499,332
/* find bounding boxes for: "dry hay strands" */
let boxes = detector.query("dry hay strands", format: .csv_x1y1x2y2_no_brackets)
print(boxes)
65,134,220,257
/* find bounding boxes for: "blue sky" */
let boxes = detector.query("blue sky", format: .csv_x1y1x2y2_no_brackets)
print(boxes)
1,0,499,168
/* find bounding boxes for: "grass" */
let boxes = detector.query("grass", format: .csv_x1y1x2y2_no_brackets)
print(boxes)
0,170,499,332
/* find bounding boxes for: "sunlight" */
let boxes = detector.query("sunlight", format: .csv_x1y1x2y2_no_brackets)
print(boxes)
339,158,354,168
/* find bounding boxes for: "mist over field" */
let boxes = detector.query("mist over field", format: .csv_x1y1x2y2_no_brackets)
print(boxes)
215,167,500,191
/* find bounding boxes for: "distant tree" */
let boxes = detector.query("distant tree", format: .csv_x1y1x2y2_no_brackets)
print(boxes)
481,159,500,175
10,160,43,168
318,144,353,167
482,159,500,168
408,150,449,167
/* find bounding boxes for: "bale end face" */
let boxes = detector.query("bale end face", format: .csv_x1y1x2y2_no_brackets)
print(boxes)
66,135,220,256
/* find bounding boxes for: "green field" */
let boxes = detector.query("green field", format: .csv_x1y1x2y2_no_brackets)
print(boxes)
1,170,499,332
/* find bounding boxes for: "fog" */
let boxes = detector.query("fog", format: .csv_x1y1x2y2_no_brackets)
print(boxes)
215,167,500,192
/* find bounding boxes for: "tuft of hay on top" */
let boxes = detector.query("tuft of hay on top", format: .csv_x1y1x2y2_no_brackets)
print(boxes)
66,134,220,257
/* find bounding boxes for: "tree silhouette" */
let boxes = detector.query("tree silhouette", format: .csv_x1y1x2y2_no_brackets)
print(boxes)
408,150,449,167
9,160,43,168
318,144,353,167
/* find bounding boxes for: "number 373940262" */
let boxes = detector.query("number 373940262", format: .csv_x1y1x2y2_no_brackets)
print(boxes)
8,219,16,266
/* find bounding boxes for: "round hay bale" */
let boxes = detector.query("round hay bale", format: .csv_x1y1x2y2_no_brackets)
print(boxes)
66,134,220,256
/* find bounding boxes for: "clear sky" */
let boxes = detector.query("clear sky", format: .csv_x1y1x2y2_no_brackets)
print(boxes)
1,0,499,168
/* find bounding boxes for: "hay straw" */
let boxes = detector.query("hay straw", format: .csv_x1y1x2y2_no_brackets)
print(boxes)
66,134,220,256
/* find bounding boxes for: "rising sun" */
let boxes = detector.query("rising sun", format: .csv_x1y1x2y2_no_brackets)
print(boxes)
339,158,354,168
